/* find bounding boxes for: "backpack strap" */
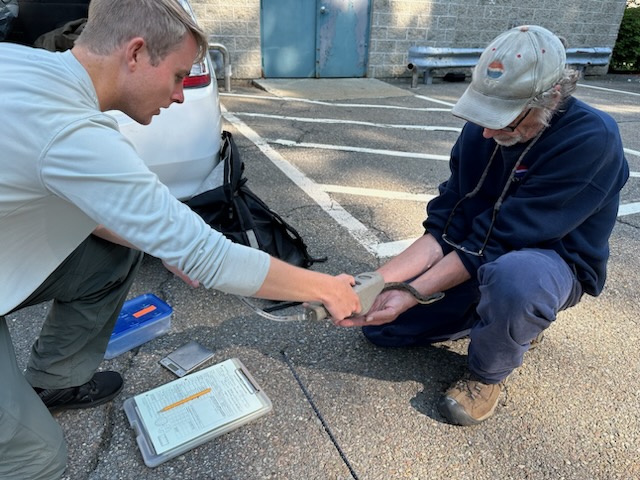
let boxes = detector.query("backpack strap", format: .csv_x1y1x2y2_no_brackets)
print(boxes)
239,185,327,268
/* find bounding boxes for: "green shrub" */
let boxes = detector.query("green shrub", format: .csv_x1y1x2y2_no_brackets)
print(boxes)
611,7,640,72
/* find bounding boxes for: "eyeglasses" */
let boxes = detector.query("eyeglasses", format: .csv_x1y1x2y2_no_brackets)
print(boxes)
498,109,532,133
442,196,499,257
441,127,545,257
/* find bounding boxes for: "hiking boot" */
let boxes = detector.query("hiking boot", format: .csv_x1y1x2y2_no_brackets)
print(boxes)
438,373,502,426
34,371,123,412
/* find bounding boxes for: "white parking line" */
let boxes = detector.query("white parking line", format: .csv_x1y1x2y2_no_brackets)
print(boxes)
267,138,451,162
625,147,640,158
374,238,419,258
221,93,451,112
319,184,436,203
413,95,457,107
232,112,462,132
618,202,640,216
578,83,640,97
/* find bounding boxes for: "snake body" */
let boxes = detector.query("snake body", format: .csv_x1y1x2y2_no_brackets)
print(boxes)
381,282,444,304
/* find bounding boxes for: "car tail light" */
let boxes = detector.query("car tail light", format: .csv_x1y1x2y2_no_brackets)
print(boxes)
183,61,211,88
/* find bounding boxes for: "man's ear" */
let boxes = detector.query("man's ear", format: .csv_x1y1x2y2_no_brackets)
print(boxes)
125,37,146,71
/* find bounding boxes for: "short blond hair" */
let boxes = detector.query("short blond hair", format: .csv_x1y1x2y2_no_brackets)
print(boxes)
75,0,208,65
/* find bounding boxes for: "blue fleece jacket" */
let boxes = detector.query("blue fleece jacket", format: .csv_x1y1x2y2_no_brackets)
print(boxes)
424,97,629,297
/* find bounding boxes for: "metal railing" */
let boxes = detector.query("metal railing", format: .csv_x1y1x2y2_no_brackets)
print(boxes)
407,46,483,87
565,47,613,73
407,45,613,88
208,41,232,93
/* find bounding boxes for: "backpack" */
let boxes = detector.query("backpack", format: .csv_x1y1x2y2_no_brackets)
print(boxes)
0,0,18,41
185,131,326,268
34,17,87,52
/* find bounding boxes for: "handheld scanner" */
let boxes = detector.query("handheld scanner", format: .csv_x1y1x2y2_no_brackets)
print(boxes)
305,271,385,321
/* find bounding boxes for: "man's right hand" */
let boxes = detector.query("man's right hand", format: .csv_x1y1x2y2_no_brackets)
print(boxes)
318,273,361,321
333,288,416,327
254,259,360,321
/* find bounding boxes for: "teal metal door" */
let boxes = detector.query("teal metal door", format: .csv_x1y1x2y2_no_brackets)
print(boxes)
316,0,369,77
261,0,316,78
261,0,370,78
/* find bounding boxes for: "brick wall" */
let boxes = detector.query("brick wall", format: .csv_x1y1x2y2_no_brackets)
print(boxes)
192,0,628,80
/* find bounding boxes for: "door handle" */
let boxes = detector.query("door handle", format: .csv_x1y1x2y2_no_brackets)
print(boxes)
319,5,327,14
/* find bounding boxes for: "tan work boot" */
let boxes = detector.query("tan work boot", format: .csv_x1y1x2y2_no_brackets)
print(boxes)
438,374,502,426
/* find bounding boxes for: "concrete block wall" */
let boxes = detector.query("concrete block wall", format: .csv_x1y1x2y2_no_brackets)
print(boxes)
191,0,262,79
368,0,628,78
192,0,628,80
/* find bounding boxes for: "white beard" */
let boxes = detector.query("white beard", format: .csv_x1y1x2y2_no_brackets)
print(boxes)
493,134,524,147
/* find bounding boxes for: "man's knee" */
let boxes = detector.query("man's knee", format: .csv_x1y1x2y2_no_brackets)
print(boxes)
74,237,143,300
479,249,579,315
477,251,534,310
478,249,566,310
33,441,67,480
93,236,143,279
0,411,67,480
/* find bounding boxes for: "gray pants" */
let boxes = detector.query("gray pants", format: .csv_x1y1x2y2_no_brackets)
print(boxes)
0,235,143,479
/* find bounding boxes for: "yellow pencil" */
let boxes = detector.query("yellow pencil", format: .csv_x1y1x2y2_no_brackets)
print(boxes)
159,387,212,413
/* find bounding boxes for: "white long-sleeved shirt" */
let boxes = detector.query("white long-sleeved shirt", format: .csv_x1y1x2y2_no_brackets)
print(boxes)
0,43,270,315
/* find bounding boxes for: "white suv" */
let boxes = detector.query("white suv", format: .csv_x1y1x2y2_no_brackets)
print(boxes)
4,0,222,201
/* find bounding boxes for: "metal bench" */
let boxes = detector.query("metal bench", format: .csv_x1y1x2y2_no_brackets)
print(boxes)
407,45,613,88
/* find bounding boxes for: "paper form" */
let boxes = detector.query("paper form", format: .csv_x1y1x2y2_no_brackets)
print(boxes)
134,359,264,455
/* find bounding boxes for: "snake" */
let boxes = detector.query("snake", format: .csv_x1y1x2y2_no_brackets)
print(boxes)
381,282,445,305
240,282,444,322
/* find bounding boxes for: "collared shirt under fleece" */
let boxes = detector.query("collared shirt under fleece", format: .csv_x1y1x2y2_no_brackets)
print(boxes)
424,96,629,297
0,43,270,315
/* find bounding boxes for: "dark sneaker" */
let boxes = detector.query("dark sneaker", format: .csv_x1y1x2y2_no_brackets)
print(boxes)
34,371,123,412
438,374,502,426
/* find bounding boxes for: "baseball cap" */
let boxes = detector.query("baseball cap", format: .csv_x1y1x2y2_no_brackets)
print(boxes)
451,25,566,130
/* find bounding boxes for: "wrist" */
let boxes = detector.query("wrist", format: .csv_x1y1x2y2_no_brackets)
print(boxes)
402,291,419,311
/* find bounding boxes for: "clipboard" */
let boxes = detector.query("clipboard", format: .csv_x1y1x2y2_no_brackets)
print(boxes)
123,358,272,467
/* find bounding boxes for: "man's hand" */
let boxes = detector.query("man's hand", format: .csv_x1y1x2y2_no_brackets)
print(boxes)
255,260,360,321
162,260,200,288
334,288,416,327
317,273,360,321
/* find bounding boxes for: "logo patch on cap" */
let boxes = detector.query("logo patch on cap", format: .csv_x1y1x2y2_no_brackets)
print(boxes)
486,60,505,79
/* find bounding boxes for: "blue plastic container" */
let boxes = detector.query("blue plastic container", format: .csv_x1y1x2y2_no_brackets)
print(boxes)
104,294,172,359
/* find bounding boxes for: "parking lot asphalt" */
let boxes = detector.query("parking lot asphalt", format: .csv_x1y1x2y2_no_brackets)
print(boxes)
7,74,640,480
